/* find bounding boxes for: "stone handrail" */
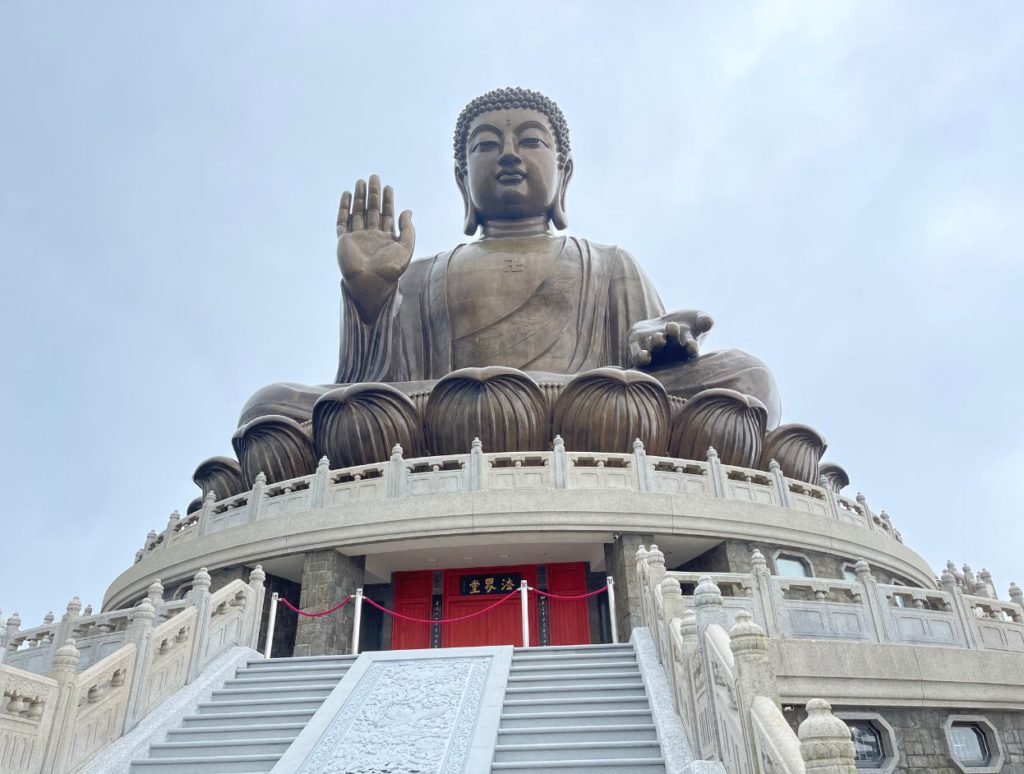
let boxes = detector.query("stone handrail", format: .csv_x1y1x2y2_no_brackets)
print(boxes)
635,544,858,773
136,438,900,564
663,554,1024,655
0,566,265,773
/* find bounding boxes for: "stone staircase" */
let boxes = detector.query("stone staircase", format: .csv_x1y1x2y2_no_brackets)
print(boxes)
491,642,667,773
129,654,356,773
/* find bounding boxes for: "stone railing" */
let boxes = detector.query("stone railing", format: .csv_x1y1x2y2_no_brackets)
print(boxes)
636,544,857,773
135,437,900,563
662,551,1024,654
0,566,265,774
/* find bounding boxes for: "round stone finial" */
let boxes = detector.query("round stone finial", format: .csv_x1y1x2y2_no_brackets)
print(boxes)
8,612,21,629
52,639,81,669
148,579,164,598
255,471,267,486
798,699,857,767
940,569,956,587
751,549,767,568
694,576,723,608
471,437,483,452
249,565,266,585
391,443,404,457
768,458,781,472
679,610,698,639
729,609,767,657
317,455,330,471
633,438,645,452
133,599,156,624
660,576,683,600
43,611,54,625
854,559,871,577
66,596,82,615
193,567,212,590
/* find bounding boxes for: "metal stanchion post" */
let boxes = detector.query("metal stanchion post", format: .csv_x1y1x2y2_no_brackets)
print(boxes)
351,588,363,655
606,576,619,644
263,592,279,658
520,581,530,649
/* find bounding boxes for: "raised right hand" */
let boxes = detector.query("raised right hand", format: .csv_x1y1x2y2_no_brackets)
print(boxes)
337,174,415,323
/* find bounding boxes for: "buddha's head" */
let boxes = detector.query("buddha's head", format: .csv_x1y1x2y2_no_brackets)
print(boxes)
454,87,573,236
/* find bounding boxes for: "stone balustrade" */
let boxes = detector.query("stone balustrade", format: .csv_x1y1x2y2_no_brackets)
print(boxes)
0,567,265,774
134,438,900,565
662,552,1024,655
635,544,857,773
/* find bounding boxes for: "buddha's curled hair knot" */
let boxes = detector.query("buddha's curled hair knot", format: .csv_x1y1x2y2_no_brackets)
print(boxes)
454,87,571,175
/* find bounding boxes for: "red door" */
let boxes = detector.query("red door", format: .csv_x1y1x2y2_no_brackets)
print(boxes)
391,570,433,650
546,562,591,645
442,565,539,647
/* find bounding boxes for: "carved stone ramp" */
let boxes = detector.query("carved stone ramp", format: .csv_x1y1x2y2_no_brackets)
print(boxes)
128,654,357,773
491,642,668,773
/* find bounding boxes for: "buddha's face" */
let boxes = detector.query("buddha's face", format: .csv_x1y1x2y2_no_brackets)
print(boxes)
463,108,562,224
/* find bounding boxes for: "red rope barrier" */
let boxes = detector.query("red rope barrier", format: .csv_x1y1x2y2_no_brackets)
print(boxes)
532,586,609,601
278,595,352,617
363,590,520,625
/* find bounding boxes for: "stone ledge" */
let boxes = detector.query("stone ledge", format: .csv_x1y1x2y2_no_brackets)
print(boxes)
771,639,1024,709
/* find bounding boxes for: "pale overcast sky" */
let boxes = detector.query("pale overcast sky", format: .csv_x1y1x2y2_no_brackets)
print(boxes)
1,2,1022,625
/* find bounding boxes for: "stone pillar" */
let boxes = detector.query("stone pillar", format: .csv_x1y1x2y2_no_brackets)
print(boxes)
798,698,857,773
730,610,779,774
605,533,654,639
294,549,366,656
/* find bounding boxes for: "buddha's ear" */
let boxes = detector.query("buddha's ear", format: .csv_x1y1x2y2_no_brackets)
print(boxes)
455,166,479,237
551,155,573,231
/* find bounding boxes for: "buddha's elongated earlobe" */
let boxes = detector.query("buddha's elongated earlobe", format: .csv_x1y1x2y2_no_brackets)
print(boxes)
455,166,479,236
550,156,573,231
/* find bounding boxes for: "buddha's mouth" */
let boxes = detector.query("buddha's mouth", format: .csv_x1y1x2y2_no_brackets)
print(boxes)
496,171,526,184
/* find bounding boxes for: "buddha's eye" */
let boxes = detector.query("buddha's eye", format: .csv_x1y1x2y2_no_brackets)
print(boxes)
519,137,547,149
472,140,500,153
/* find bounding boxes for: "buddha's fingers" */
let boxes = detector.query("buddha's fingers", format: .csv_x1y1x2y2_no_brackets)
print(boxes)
352,179,367,230
695,313,714,335
382,185,395,235
337,191,352,236
397,210,415,251
665,321,681,341
682,335,700,358
629,340,652,368
367,175,382,229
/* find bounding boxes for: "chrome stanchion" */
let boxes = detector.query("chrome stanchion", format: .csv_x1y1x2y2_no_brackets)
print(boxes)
263,592,278,658
606,576,619,644
351,588,363,655
520,581,531,649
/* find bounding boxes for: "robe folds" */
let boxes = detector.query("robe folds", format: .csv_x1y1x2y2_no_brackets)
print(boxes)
336,237,664,384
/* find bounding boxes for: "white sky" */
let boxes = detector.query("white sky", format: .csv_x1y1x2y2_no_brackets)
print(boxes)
1,2,1022,625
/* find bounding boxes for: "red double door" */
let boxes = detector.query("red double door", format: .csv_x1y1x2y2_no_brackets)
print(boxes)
391,563,590,650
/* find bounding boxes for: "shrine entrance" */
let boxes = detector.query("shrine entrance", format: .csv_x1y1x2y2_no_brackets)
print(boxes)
390,562,591,650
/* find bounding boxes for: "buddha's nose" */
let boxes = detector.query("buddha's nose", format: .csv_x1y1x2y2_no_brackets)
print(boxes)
499,142,521,166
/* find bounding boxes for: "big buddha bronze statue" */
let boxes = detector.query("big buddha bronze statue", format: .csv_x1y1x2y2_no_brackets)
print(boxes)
192,88,827,504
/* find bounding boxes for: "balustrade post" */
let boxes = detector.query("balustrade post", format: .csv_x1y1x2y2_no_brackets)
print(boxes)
1009,582,1023,610
249,471,267,522
798,699,857,773
387,444,406,498
942,569,980,649
693,576,726,760
552,435,567,489
197,490,217,537
3,612,20,663
49,597,82,672
469,437,484,491
675,611,701,737
854,560,886,642
977,568,996,599
856,493,874,531
123,599,157,731
311,456,331,508
633,438,652,492
749,550,781,636
635,545,650,628
705,446,727,498
768,458,792,508
164,511,180,548
147,579,165,612
819,474,842,520
247,565,267,650
41,639,82,774
658,576,686,658
730,610,780,774
186,568,213,681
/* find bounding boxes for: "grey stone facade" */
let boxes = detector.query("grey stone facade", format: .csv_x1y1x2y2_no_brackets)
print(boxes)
605,532,653,639
294,550,365,657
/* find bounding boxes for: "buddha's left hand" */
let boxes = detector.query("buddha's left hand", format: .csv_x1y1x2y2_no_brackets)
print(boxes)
628,312,714,368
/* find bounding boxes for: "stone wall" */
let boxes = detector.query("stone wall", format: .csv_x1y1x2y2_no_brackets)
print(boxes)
294,549,365,656
783,705,1024,773
604,533,653,638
